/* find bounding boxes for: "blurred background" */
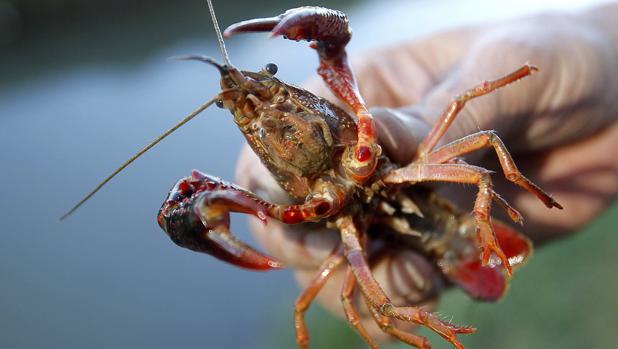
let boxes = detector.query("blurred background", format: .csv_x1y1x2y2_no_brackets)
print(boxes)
0,0,616,348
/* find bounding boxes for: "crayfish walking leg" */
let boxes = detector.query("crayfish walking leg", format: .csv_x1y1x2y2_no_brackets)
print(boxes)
294,249,344,349
341,265,431,349
426,130,562,209
415,65,537,156
341,261,379,348
385,164,512,273
386,66,562,273
337,216,474,349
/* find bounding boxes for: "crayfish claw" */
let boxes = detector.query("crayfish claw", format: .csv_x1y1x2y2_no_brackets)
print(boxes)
269,7,351,47
205,228,283,270
158,174,281,271
223,17,280,38
224,7,351,57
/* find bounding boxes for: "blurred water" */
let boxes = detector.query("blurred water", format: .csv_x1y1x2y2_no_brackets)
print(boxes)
0,0,614,348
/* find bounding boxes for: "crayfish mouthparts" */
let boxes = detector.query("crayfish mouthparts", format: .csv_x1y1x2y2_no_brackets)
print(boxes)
157,173,281,271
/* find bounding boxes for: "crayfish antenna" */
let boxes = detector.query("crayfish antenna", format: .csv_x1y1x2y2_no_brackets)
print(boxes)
206,0,232,66
61,1,232,220
59,97,218,221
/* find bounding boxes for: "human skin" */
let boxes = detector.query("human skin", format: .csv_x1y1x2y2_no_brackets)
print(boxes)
235,3,618,338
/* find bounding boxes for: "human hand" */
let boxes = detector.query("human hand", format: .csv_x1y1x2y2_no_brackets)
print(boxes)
236,4,618,338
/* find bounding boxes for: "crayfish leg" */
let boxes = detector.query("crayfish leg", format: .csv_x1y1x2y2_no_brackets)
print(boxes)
294,249,345,349
382,67,562,277
336,216,473,349
427,130,562,209
346,264,433,349
415,64,538,157
158,172,281,271
341,266,379,349
364,298,432,349
384,164,513,275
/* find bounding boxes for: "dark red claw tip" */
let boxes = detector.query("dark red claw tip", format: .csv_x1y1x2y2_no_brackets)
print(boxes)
207,230,283,271
223,18,280,38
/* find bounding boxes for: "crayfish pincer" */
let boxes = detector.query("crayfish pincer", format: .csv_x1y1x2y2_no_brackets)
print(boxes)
63,2,562,349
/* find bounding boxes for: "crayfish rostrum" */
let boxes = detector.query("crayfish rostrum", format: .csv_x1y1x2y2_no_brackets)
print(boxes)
64,3,562,349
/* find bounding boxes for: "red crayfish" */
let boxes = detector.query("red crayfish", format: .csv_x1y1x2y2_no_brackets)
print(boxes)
63,2,562,348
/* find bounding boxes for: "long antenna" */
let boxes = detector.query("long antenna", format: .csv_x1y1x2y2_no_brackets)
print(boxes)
60,97,218,220
206,0,231,66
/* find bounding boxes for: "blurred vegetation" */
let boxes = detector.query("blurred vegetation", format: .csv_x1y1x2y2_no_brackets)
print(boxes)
270,201,618,349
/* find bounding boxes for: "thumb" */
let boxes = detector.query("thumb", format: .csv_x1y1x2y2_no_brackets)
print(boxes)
370,107,431,165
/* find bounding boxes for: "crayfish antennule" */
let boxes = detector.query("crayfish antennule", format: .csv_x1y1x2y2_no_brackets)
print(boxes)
171,55,227,75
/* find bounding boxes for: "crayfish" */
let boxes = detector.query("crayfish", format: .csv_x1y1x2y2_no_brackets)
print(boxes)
63,2,562,348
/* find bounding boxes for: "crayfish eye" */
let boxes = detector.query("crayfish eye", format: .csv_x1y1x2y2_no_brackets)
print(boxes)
215,100,224,108
265,63,278,76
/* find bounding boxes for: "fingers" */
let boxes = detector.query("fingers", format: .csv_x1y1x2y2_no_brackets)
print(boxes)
371,107,431,165
355,27,481,108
